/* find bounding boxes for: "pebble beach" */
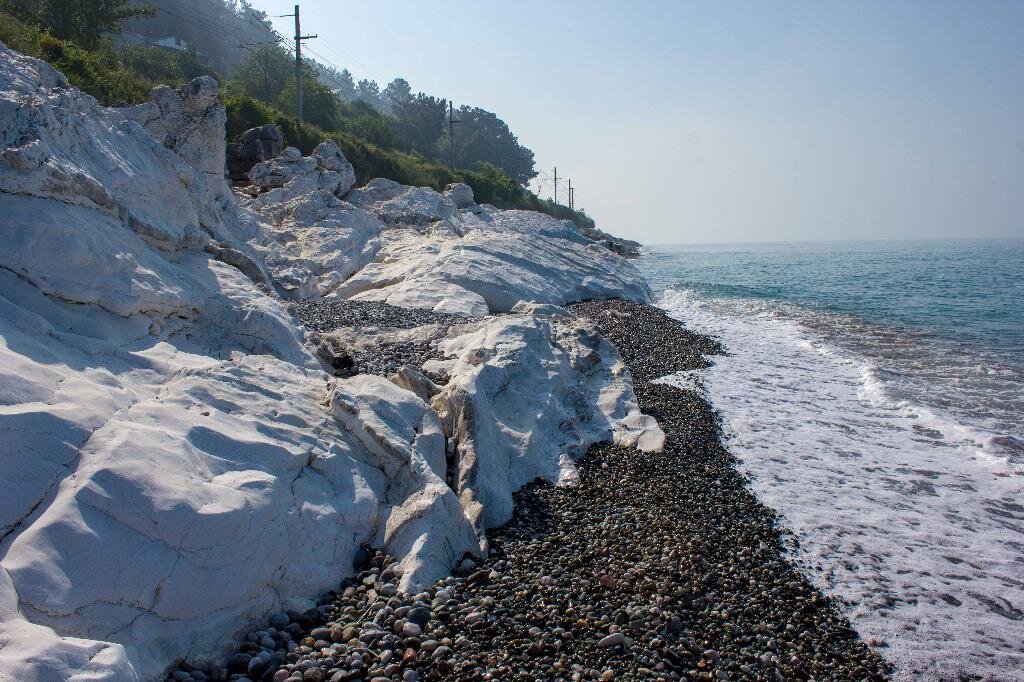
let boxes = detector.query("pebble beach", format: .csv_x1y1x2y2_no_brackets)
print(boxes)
172,300,891,682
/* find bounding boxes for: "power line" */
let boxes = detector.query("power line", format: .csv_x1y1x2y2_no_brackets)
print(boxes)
151,6,251,45
157,2,270,42
152,3,566,199
147,4,280,60
246,0,392,84
304,34,392,84
276,5,318,123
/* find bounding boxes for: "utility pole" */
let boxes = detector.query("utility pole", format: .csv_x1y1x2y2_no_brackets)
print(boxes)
553,166,558,205
286,4,317,123
568,178,573,211
448,101,462,168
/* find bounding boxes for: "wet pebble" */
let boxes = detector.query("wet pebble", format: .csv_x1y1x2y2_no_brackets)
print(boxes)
171,300,891,682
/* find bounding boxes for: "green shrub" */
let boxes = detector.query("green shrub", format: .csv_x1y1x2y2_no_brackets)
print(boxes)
2,9,596,231
1,0,151,49
119,45,210,86
0,11,212,105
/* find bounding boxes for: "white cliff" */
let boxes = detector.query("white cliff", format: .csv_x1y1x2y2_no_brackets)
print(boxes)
0,42,657,680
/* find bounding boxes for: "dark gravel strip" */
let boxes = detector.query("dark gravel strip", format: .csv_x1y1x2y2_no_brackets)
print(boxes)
568,299,723,382
175,299,890,682
290,300,472,333
349,340,448,379
291,299,472,378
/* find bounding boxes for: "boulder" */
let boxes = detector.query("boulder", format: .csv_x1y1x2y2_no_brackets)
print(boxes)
312,139,356,196
346,178,458,227
249,147,315,189
444,182,475,209
125,76,227,180
510,301,573,318
239,189,383,298
428,314,664,528
0,47,224,253
226,124,283,181
577,224,644,258
248,141,355,202
120,74,238,244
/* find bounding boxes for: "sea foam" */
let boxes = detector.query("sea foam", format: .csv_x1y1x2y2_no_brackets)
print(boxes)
657,287,1024,680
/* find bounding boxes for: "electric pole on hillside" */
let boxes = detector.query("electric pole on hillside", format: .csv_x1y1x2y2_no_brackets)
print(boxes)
284,4,317,123
448,101,462,168
553,167,558,205
568,178,573,211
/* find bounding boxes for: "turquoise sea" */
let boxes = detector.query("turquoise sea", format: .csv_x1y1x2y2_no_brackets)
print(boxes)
638,238,1024,678
641,238,1024,442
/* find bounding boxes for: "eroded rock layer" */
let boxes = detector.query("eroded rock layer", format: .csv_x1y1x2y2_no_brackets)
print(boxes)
0,41,656,680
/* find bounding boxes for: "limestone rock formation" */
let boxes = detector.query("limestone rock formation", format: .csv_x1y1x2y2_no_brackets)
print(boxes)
226,123,283,181
578,224,644,258
249,140,356,203
0,39,656,680
426,313,665,528
328,206,651,316
443,182,475,209
346,177,459,227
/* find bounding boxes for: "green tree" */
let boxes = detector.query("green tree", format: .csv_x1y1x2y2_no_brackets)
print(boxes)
336,68,356,99
121,0,276,74
446,105,536,185
229,44,292,103
381,77,412,113
276,70,342,131
312,62,355,100
355,79,381,108
119,43,209,84
1,0,153,48
338,99,395,147
390,93,447,159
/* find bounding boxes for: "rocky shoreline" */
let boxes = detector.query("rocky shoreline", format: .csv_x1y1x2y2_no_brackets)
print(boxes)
1,44,889,680
171,300,890,682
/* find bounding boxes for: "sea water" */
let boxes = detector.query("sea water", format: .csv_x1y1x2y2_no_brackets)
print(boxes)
639,239,1024,680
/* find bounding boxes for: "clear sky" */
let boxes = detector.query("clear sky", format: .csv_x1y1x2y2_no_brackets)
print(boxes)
259,0,1024,244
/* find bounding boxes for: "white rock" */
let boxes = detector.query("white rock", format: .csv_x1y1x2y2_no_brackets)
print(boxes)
248,140,355,204
430,314,664,528
240,190,383,298
249,146,313,189
312,139,356,195
510,301,573,318
332,207,651,314
122,76,238,244
443,182,475,209
125,77,226,178
0,39,660,681
0,50,227,253
329,375,482,590
239,150,649,314
346,178,458,227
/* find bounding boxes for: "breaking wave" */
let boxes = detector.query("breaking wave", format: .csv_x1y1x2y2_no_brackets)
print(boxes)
656,284,1024,680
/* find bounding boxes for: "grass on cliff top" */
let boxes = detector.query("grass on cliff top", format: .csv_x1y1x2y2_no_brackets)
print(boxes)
0,10,595,227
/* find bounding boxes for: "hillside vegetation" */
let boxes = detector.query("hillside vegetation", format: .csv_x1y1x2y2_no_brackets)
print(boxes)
0,2,596,228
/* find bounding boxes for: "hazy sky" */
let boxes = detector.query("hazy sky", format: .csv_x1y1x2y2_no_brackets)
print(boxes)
261,0,1024,244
